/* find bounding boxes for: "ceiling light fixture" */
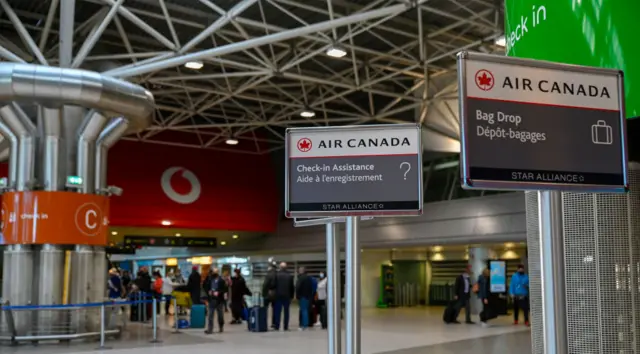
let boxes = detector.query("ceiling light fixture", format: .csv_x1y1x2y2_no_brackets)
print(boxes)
326,45,347,58
300,110,315,118
175,233,181,237
495,36,506,47
184,61,203,70
161,220,172,226
225,138,239,145
220,241,227,246
232,234,239,239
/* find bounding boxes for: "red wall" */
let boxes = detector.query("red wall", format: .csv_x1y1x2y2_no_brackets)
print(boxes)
0,141,279,232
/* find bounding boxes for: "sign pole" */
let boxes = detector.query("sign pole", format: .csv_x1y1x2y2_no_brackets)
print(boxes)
326,222,341,354
538,191,568,354
345,216,361,354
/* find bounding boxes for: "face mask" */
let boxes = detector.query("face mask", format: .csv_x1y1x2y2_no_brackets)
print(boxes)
319,273,325,278
212,273,219,278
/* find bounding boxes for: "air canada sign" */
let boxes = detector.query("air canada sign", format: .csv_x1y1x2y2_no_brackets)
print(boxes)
458,52,627,192
312,137,411,150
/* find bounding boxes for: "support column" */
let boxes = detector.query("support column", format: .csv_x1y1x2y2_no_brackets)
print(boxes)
468,247,496,315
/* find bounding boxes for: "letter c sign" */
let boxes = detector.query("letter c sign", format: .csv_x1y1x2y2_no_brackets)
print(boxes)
75,203,102,237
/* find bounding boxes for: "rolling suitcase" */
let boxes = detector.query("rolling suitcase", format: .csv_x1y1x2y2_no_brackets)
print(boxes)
247,292,267,332
190,304,206,328
443,301,456,324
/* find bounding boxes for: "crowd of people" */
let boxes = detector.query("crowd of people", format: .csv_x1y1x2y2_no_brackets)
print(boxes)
449,263,530,327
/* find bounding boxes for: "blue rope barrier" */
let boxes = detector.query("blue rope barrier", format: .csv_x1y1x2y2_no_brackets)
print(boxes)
0,294,175,310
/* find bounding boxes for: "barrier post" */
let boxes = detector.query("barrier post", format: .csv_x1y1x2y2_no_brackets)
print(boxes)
172,297,181,334
96,303,111,350
150,297,161,343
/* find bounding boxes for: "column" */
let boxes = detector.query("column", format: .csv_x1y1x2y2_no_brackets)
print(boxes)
468,247,496,315
506,2,640,352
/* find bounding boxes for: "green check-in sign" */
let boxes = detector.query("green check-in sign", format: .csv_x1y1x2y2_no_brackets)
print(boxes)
505,0,639,118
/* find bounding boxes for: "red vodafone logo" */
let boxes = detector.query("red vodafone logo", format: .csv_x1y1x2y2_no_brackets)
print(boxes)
297,138,312,152
75,202,104,237
475,69,494,91
161,167,201,204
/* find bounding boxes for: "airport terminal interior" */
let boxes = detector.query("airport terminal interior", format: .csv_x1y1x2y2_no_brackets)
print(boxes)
1,1,640,354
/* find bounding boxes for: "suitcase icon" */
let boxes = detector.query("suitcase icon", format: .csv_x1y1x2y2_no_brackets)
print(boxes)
591,120,613,145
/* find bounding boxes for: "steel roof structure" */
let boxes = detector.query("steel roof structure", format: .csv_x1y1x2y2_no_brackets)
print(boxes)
0,0,504,155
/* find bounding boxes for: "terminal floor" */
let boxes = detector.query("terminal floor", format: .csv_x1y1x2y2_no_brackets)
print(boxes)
4,306,531,354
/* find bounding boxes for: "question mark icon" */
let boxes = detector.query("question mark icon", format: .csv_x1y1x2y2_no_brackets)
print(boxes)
399,162,411,180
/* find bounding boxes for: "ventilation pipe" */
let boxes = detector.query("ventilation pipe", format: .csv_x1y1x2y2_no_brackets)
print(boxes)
0,105,35,191
95,117,128,192
41,106,62,190
76,110,107,193
0,113,18,187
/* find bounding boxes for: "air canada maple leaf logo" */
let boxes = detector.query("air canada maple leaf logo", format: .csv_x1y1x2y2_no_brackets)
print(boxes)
297,138,312,152
475,69,494,91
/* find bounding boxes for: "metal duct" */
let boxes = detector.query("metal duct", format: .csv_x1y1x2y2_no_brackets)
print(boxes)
76,110,106,193
41,106,62,191
0,105,35,191
0,63,154,133
95,117,128,191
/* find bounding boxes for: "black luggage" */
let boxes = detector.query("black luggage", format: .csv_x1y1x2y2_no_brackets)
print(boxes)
248,306,268,332
443,302,456,324
480,307,497,322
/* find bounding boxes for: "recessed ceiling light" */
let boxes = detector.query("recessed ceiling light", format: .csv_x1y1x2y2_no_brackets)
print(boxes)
495,36,506,47
175,233,181,237
184,61,203,69
432,245,443,252
300,110,315,118
326,45,347,58
232,234,239,239
220,241,227,246
111,231,118,236
225,138,239,145
161,220,172,226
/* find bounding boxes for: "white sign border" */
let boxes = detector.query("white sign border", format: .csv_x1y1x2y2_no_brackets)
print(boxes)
284,123,424,218
457,51,629,193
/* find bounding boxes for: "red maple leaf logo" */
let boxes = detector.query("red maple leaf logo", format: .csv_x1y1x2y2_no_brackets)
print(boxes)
297,138,312,152
475,69,494,91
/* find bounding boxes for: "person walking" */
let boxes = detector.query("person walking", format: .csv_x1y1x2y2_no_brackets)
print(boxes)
295,266,314,330
510,264,530,326
273,262,294,331
453,264,474,324
477,268,497,327
203,268,228,334
316,271,328,329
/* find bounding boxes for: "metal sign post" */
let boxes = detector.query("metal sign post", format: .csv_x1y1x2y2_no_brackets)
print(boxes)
285,124,423,354
457,51,628,354
326,222,341,354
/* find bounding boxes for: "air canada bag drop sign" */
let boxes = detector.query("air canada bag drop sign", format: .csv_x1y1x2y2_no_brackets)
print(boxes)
285,124,423,217
457,52,628,192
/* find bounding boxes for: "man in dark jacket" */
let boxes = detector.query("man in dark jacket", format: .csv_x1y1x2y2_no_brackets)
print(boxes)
262,264,277,328
273,262,294,331
135,267,152,294
203,268,228,334
187,266,202,305
295,267,314,330
230,268,251,324
453,264,474,324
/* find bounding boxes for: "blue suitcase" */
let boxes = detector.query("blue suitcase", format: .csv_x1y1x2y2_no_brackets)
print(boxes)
190,304,206,328
247,306,268,332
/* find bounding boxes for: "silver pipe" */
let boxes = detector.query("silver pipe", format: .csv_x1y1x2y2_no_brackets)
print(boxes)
95,118,128,191
41,106,62,191
538,191,568,354
345,216,361,354
0,113,18,187
0,63,154,131
13,329,119,342
77,110,107,193
0,105,34,191
99,303,106,348
326,222,341,354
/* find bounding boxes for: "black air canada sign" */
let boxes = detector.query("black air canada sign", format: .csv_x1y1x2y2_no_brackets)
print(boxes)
458,51,627,193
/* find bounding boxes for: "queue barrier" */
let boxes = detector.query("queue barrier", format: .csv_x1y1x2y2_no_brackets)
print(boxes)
0,293,181,347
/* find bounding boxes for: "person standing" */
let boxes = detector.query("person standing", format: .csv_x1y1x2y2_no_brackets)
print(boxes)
108,268,123,300
453,264,474,324
510,264,530,326
230,268,251,324
263,264,277,329
162,272,176,315
316,271,328,329
477,268,496,327
273,262,294,331
295,267,314,330
203,268,228,334
187,266,202,305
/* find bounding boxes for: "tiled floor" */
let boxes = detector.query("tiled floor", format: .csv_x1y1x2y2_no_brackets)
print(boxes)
2,306,531,354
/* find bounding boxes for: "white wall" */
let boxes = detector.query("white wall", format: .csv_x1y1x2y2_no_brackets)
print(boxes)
360,250,391,308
